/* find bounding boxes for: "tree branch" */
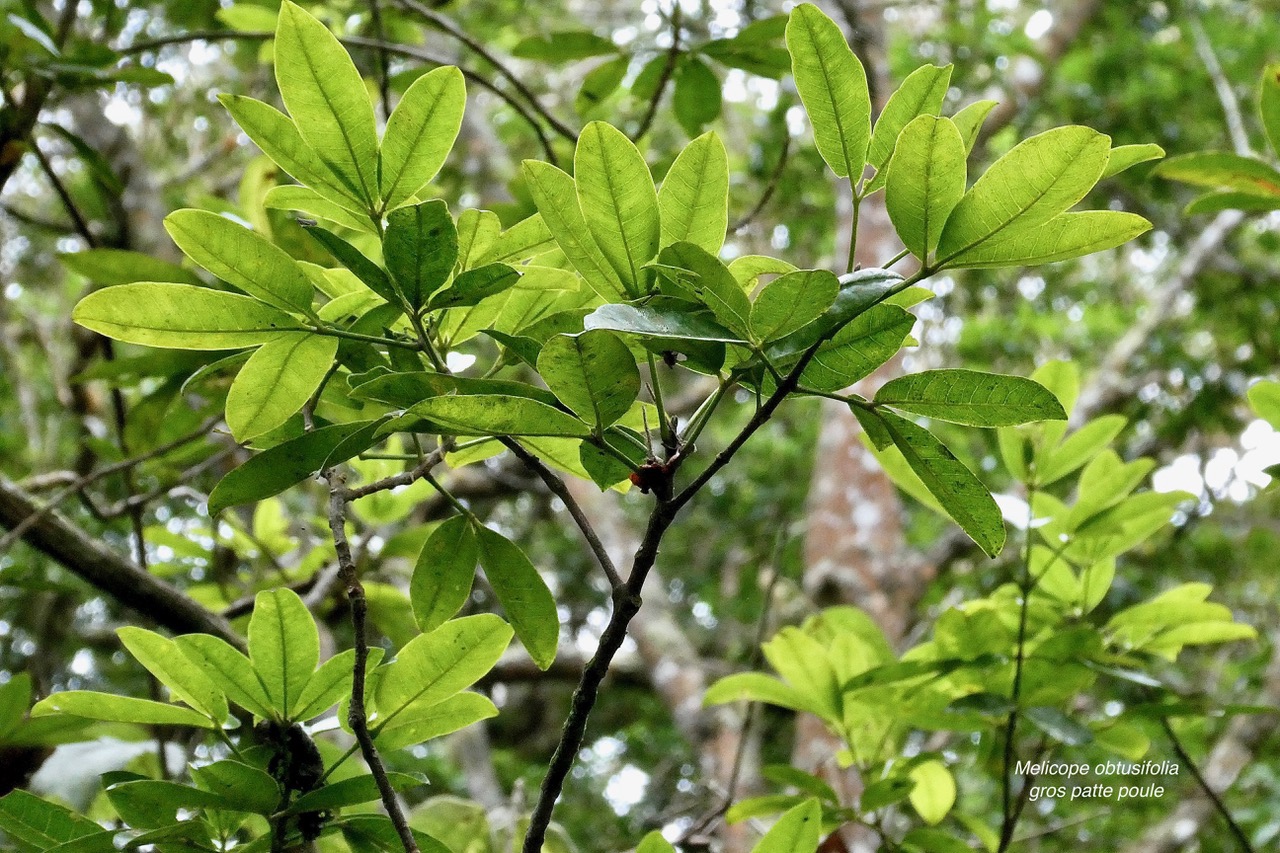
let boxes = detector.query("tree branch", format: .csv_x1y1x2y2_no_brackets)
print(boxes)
1188,14,1252,157
326,472,419,853
0,476,243,648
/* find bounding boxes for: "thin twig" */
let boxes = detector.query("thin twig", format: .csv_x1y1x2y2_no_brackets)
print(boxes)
392,0,578,143
1188,14,1252,157
368,0,394,121
119,30,560,165
326,473,419,853
731,134,792,232
998,489,1037,852
631,6,683,141
501,439,623,590
1161,716,1256,853
0,416,221,555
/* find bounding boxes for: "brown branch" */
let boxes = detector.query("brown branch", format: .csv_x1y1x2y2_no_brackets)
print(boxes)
500,439,623,590
326,472,419,853
392,0,578,143
631,7,683,142
0,476,243,648
1160,717,1255,853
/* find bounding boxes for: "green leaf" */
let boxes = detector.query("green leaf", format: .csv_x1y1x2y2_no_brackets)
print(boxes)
950,99,997,154
902,828,972,853
208,419,380,515
411,516,478,633
339,816,452,853
584,300,745,343
1154,151,1280,196
875,369,1066,427
380,66,466,210
944,211,1151,269
1184,191,1280,215
1248,380,1280,429
74,284,302,350
658,131,729,254
474,525,559,670
575,121,660,297
799,304,914,393
218,94,360,208
907,760,955,826
61,249,201,286
0,791,104,852
749,269,838,342
537,330,639,429
174,634,274,719
866,63,953,192
673,57,723,137
225,333,337,441
191,760,281,814
267,185,373,232
1101,143,1165,179
936,126,1111,265
275,1,379,207
291,648,366,722
703,672,819,715
886,115,966,259
31,692,216,728
474,213,556,266
1262,63,1280,158
522,161,627,300
410,394,590,437
0,673,31,739
637,831,678,853
375,614,513,721
374,692,497,751
786,3,871,180
1024,707,1093,746
117,627,228,723
753,798,821,853
512,30,619,62
1034,414,1127,486
248,588,320,720
762,628,842,721
576,56,629,116
425,264,519,312
658,242,752,335
287,772,424,815
164,209,314,312
383,200,458,310
305,225,400,304
873,408,1005,556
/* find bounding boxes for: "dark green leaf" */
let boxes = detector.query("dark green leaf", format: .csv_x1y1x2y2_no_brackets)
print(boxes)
208,419,380,515
409,394,590,437
411,516,478,633
873,409,1005,556
425,264,519,311
673,57,722,137
513,31,619,63
537,330,639,429
875,369,1067,426
584,301,745,344
305,226,400,304
383,200,458,310
474,525,559,670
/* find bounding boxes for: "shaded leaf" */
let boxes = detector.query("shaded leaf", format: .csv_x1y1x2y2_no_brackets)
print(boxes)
474,526,559,670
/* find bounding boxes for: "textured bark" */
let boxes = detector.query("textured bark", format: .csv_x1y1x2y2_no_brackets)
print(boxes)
0,476,243,648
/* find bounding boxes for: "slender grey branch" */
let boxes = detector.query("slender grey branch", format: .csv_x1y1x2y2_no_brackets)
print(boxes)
502,439,623,590
392,0,578,142
1188,14,1252,157
631,6,683,141
1160,717,1256,853
325,473,419,853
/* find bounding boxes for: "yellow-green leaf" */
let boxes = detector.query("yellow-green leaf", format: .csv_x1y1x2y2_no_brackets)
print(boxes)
786,3,871,180
225,333,337,442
